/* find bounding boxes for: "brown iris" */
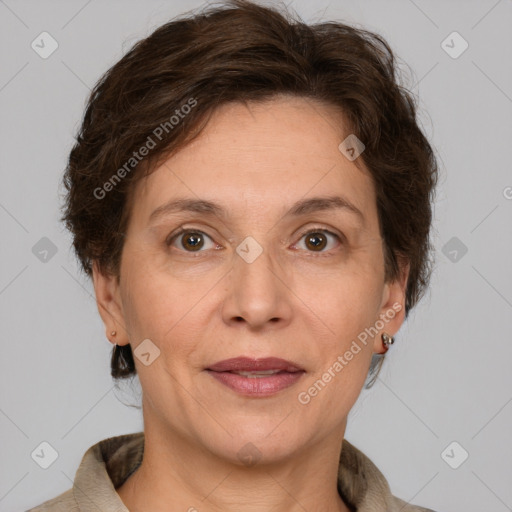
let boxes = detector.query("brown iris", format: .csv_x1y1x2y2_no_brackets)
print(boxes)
304,232,327,251
181,232,205,251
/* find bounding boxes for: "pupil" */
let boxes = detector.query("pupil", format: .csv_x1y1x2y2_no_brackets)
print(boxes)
184,233,203,250
307,233,326,250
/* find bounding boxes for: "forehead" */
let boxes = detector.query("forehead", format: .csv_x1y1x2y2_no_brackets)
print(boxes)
129,96,377,228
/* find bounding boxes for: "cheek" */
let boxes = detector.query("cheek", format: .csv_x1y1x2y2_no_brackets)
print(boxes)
294,262,384,334
120,263,213,368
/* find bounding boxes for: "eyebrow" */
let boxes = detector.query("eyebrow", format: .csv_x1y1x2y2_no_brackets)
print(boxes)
148,195,365,224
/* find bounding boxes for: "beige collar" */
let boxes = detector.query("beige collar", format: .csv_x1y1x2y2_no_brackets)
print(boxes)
71,432,427,512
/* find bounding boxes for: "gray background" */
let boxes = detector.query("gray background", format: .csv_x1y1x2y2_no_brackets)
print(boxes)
1,1,511,511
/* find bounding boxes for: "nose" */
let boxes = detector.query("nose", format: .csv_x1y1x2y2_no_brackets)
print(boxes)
221,241,293,330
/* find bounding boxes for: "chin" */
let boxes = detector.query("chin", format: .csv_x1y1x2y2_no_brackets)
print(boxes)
198,419,308,466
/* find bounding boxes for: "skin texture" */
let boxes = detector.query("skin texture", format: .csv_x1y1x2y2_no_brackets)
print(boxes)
93,95,409,512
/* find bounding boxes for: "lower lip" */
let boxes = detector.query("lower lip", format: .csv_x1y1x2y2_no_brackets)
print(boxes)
205,370,305,397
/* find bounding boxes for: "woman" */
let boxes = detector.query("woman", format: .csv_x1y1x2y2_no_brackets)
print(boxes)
28,0,438,510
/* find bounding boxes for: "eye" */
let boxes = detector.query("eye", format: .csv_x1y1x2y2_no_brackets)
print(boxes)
166,227,342,254
166,228,217,252
294,229,342,253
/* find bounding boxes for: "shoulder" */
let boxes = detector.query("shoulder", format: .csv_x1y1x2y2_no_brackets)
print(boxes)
25,488,78,511
25,432,143,511
340,439,439,512
391,495,439,512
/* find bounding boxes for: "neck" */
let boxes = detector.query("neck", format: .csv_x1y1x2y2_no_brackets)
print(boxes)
116,419,353,512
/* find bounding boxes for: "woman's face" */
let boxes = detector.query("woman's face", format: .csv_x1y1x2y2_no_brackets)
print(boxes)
94,95,407,463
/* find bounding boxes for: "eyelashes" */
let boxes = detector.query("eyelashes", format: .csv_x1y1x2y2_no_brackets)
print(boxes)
166,228,219,252
165,227,343,255
292,228,342,252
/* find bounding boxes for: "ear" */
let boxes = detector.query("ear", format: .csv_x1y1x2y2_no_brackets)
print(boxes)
92,260,129,346
373,259,410,355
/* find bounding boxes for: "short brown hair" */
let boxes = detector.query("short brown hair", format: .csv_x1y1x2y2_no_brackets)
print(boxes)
60,0,438,381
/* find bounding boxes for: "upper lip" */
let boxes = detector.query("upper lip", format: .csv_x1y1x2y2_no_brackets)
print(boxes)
206,357,304,372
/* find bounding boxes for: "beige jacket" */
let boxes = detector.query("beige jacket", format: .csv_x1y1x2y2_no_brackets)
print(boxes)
26,432,436,511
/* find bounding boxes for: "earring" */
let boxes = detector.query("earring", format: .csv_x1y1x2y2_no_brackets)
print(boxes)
381,332,394,352
109,330,117,346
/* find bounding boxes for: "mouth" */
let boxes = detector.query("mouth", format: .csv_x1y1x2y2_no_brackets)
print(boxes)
205,357,305,397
